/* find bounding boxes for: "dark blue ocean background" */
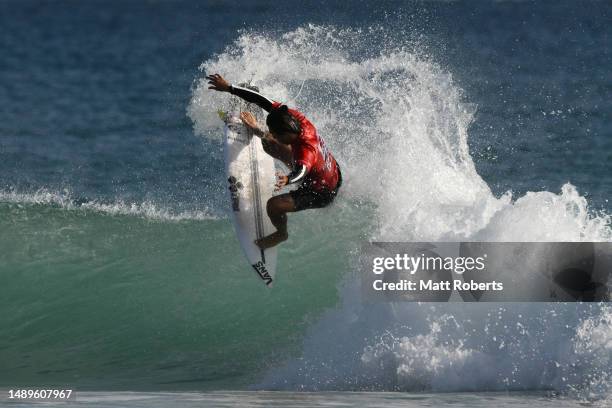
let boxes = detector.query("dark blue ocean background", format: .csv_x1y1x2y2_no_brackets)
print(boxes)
1,0,610,213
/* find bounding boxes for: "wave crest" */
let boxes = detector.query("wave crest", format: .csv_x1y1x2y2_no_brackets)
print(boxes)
0,189,216,221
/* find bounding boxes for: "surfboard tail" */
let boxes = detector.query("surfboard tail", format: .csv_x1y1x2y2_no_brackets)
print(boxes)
251,260,273,286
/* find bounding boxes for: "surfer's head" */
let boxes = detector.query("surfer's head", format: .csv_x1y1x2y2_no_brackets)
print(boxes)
266,105,300,144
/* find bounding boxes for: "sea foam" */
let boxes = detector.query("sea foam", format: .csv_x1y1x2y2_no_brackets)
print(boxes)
0,189,216,221
189,25,612,397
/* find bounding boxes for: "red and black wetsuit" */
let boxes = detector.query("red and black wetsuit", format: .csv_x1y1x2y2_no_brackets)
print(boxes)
230,85,342,210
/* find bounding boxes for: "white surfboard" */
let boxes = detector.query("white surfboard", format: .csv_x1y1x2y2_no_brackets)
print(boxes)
221,97,277,287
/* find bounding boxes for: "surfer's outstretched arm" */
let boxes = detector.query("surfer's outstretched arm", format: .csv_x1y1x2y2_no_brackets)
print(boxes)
206,73,274,112
229,85,274,112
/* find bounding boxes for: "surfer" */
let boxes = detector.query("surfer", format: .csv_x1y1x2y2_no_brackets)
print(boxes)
207,73,342,249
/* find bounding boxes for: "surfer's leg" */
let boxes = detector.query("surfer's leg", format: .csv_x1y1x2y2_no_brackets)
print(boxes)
255,193,296,249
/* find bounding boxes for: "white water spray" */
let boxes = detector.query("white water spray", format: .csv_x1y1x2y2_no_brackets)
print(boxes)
189,25,612,397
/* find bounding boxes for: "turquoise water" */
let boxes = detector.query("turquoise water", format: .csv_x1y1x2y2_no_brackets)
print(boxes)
1,0,612,405
0,201,368,390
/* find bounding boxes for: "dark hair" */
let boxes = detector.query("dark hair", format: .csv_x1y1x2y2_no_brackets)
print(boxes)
266,105,301,134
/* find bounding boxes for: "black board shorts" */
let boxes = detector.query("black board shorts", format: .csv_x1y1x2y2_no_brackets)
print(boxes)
290,166,342,211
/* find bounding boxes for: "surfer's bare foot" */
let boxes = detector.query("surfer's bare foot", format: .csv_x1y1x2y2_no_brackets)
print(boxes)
255,231,288,249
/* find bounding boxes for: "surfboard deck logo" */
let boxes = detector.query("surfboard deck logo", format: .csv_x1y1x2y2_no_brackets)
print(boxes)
227,176,243,212
252,261,273,286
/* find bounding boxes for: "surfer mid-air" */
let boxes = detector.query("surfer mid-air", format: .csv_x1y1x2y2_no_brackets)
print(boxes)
207,73,342,249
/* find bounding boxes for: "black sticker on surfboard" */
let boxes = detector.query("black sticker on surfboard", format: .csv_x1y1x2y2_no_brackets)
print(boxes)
252,261,273,285
228,176,243,211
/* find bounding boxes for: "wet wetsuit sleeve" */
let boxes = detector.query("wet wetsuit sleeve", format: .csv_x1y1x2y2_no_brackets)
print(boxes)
229,84,275,112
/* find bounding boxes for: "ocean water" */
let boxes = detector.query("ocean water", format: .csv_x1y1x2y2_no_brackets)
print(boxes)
1,0,611,406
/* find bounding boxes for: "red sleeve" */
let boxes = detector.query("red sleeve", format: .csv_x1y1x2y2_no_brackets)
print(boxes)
294,123,318,171
271,101,282,109
294,143,317,172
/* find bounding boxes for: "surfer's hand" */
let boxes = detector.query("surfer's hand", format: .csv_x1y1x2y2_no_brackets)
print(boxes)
206,73,231,92
275,173,289,191
240,112,260,131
